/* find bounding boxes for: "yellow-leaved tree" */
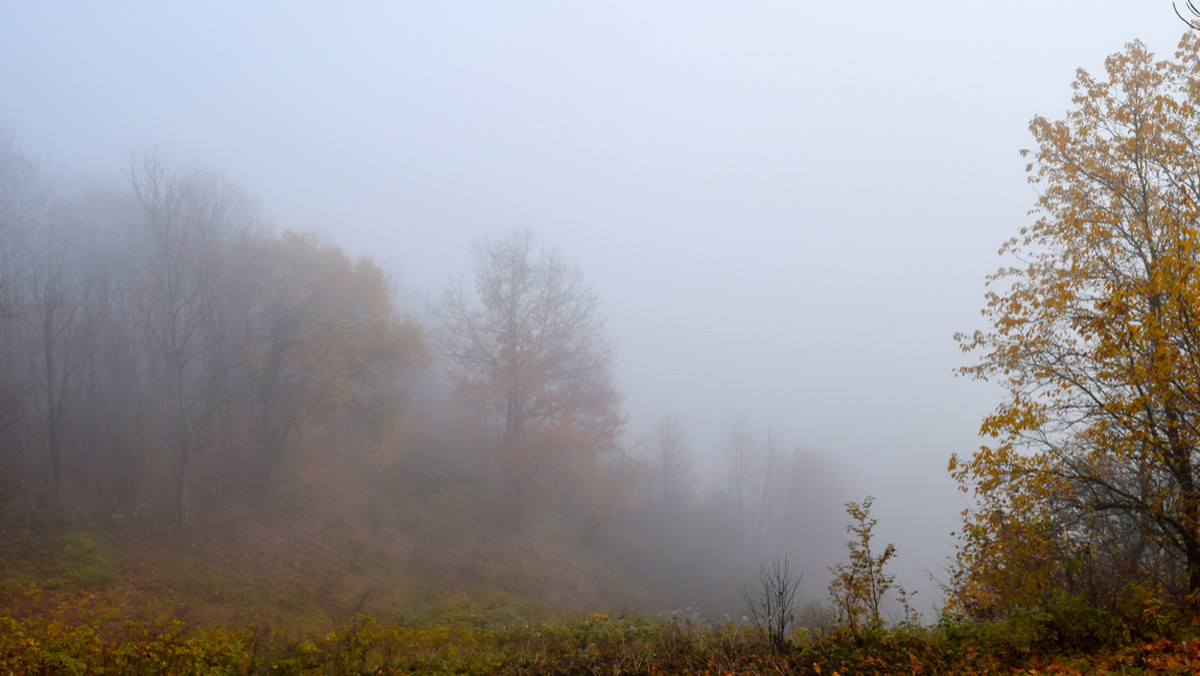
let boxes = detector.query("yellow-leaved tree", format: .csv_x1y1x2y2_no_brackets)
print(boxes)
244,231,428,488
952,34,1200,617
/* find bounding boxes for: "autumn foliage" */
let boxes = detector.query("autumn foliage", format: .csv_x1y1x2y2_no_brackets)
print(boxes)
434,229,624,531
953,34,1200,616
827,497,911,634
18,17,1200,676
0,149,430,526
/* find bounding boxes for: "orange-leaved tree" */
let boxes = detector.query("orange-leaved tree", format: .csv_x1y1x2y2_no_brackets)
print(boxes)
952,34,1200,617
435,228,623,530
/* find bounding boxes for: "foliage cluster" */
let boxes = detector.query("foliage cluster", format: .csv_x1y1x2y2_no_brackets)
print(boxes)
953,31,1200,618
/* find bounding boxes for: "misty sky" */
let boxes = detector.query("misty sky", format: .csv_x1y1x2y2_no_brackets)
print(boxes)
2,2,1192,604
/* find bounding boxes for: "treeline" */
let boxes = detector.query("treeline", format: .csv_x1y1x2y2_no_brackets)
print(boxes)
0,140,428,526
627,415,848,612
0,135,852,616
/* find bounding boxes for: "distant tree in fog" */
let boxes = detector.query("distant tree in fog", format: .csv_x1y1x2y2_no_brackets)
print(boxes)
243,231,428,487
0,134,47,508
719,417,847,562
0,137,431,529
652,414,691,514
22,193,94,510
126,153,262,524
724,416,760,546
434,228,622,529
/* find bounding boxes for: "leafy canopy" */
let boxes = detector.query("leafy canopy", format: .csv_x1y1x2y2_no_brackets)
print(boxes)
952,34,1200,616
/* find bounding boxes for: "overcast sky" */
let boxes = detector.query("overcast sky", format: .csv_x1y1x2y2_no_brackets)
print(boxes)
2,2,1192,605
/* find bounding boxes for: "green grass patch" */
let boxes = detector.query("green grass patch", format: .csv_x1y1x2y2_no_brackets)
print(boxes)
55,531,121,590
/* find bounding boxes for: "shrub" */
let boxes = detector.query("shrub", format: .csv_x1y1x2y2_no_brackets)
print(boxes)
742,555,801,651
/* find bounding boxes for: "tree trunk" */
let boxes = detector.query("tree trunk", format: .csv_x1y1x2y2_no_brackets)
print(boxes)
175,368,193,526
177,442,191,526
1164,404,1200,604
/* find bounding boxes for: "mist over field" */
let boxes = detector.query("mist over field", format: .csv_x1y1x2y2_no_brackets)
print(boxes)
1,2,1196,634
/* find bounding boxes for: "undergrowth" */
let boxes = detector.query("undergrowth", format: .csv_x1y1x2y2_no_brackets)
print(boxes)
3,597,1200,675
5,518,1200,673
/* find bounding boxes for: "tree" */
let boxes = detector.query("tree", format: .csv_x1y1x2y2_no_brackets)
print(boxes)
951,35,1200,615
435,228,622,529
650,414,692,529
127,153,261,524
0,132,43,510
0,139,433,527
725,416,760,546
743,555,801,652
243,231,427,487
723,417,794,554
23,190,94,510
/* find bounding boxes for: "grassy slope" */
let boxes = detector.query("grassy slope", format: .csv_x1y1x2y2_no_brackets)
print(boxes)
10,456,1200,672
0,463,648,637
8,516,1200,673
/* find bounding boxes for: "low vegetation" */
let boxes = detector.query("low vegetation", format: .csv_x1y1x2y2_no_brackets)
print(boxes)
5,585,1200,674
5,498,1200,674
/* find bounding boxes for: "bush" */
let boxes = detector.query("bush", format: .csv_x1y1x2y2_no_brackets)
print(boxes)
1115,582,1183,642
937,593,1121,664
1040,592,1120,652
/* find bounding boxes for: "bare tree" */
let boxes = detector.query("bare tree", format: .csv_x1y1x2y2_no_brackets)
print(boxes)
743,555,801,652
0,133,44,511
651,414,692,515
23,197,94,510
127,153,259,524
725,415,761,549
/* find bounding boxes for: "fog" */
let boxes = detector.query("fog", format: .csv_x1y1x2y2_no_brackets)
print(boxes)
1,3,1193,615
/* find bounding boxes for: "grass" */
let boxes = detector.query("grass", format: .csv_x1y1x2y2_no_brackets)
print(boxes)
6,493,1200,673
55,531,121,589
0,485,639,638
5,540,1200,674
5,604,1200,674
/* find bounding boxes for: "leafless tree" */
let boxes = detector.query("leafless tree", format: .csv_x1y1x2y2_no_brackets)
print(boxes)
127,153,259,524
652,414,692,515
23,197,95,509
725,415,759,545
743,555,802,652
0,133,44,511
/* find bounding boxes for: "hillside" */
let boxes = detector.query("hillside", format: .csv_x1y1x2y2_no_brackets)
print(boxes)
0,462,650,637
